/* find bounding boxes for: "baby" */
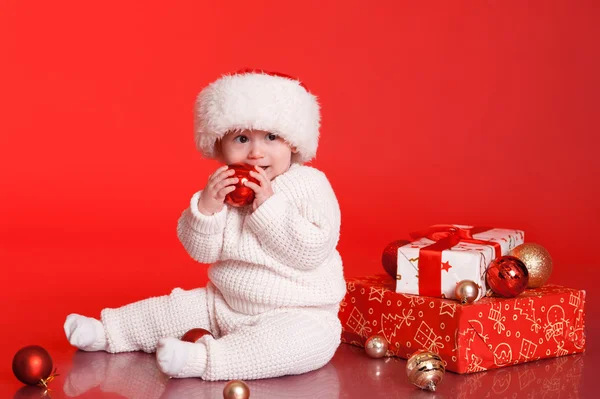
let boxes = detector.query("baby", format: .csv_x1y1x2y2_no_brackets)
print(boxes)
64,70,346,381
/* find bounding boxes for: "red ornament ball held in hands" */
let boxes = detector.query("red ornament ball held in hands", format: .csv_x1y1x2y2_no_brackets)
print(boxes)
181,328,213,343
224,164,260,208
485,256,529,297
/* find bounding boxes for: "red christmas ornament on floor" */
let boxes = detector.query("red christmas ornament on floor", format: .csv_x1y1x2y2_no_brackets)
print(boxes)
381,240,411,278
181,328,213,343
225,163,260,208
12,345,54,386
485,256,529,297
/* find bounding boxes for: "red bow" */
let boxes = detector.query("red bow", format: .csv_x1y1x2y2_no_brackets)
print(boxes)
409,225,501,297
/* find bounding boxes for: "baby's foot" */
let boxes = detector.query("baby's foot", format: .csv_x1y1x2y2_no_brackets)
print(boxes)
156,337,207,378
64,314,108,352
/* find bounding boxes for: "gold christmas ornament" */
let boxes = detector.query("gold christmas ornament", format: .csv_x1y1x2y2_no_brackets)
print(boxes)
223,380,250,399
364,334,389,358
406,349,445,391
454,280,479,304
509,243,553,288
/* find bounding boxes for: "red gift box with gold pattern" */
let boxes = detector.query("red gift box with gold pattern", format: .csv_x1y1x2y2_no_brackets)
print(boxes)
338,275,586,374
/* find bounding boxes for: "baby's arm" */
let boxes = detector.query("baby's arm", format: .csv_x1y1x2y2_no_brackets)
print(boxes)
246,170,340,270
177,191,228,264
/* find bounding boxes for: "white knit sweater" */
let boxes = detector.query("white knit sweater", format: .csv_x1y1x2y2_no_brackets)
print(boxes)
177,163,346,315
74,164,347,379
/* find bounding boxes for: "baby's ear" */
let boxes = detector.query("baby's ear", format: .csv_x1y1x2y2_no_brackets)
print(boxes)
291,146,299,154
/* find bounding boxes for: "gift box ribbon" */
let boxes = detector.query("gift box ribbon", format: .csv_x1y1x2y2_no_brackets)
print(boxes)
409,225,502,297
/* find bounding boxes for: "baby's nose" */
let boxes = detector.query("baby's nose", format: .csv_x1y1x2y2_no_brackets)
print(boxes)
248,143,265,158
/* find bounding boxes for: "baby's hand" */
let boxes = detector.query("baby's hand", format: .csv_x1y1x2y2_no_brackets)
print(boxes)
197,165,239,215
245,166,274,211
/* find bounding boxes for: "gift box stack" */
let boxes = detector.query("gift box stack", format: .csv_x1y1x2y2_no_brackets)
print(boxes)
338,224,586,378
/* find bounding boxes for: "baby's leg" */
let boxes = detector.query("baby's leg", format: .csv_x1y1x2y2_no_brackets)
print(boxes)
65,287,211,353
156,309,342,380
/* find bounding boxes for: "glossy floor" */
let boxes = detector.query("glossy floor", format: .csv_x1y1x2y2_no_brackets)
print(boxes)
1,244,596,398
2,342,593,399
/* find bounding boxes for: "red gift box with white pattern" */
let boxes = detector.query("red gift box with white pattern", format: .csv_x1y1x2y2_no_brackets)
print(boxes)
338,275,586,374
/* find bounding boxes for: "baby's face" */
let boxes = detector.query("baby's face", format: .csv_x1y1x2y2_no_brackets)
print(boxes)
217,129,297,181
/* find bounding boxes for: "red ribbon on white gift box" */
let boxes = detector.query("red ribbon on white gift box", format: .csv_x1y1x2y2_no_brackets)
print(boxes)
410,225,502,297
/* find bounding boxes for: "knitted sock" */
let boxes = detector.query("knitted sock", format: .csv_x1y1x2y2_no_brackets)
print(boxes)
64,314,108,352
156,337,207,378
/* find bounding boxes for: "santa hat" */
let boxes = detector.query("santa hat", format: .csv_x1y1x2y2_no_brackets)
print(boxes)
195,69,320,163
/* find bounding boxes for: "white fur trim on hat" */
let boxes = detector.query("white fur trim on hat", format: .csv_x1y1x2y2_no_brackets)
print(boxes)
195,71,320,163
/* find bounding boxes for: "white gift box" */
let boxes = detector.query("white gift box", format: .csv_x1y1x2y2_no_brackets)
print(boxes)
395,225,524,300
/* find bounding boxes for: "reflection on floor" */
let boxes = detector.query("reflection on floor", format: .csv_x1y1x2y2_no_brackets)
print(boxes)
11,343,586,399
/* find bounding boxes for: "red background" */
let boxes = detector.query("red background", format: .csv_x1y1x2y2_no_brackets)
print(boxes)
0,0,598,392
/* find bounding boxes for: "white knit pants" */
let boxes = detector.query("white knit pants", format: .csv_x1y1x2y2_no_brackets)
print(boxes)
100,283,342,380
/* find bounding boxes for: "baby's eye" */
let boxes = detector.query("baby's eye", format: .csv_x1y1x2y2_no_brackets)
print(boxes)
234,135,249,143
267,133,277,141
